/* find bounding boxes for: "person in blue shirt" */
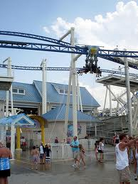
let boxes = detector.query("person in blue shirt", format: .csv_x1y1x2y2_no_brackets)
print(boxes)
70,136,80,168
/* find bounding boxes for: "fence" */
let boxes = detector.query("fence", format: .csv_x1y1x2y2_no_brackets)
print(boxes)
50,138,96,160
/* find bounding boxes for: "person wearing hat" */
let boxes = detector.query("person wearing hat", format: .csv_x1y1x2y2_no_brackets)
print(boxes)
0,141,12,184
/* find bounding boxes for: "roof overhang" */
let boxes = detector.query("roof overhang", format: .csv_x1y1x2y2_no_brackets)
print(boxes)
0,76,14,90
0,113,35,126
96,75,138,90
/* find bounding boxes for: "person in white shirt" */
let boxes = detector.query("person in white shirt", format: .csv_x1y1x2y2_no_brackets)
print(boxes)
115,133,138,184
98,138,104,163
39,142,44,164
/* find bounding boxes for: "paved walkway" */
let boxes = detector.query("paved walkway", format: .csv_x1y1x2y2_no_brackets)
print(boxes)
9,146,137,184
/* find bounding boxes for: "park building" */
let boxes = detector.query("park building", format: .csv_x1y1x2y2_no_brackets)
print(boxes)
0,80,100,147
0,80,100,116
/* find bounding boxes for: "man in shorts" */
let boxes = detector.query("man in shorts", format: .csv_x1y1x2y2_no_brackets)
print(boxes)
0,140,12,184
115,133,138,184
70,136,80,168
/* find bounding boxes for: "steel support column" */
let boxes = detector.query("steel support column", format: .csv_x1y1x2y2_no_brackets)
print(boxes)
124,56,133,136
41,59,47,114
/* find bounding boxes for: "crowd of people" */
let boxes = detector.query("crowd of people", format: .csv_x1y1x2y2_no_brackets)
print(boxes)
30,136,87,170
70,134,138,184
31,143,51,170
70,136,105,168
2,134,138,184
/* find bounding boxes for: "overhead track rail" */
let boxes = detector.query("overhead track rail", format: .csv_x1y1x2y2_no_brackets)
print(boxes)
0,63,138,78
0,40,86,54
0,30,72,47
1,30,138,72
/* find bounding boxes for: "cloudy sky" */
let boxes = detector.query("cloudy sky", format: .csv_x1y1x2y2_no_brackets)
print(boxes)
0,0,138,109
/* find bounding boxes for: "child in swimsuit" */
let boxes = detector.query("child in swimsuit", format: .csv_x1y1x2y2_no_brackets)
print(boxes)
78,144,86,168
31,146,39,170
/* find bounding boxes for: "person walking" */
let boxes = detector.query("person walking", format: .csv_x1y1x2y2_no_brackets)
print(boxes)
39,142,45,164
31,146,39,170
94,140,99,161
0,140,12,184
44,144,51,169
98,138,104,163
115,133,138,184
70,136,80,168
78,144,86,168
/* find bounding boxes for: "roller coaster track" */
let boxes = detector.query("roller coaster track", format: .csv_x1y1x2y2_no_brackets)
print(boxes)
1,30,138,70
0,63,138,77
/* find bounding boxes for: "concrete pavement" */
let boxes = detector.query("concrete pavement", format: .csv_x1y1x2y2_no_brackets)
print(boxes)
8,146,137,184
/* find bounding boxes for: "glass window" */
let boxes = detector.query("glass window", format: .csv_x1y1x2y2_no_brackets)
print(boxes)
12,88,25,95
19,89,24,94
60,89,64,94
13,88,18,93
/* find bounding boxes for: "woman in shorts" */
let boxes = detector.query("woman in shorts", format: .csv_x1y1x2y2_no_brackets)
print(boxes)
98,138,104,163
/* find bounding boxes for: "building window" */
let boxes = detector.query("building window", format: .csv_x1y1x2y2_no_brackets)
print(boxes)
65,90,68,94
12,88,25,95
60,89,64,94
59,89,73,95
13,88,18,93
19,89,24,94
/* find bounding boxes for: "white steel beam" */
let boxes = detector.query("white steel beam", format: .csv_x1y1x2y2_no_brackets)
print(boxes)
70,27,78,137
109,85,112,116
124,55,133,136
41,59,47,114
59,30,71,41
106,85,123,107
